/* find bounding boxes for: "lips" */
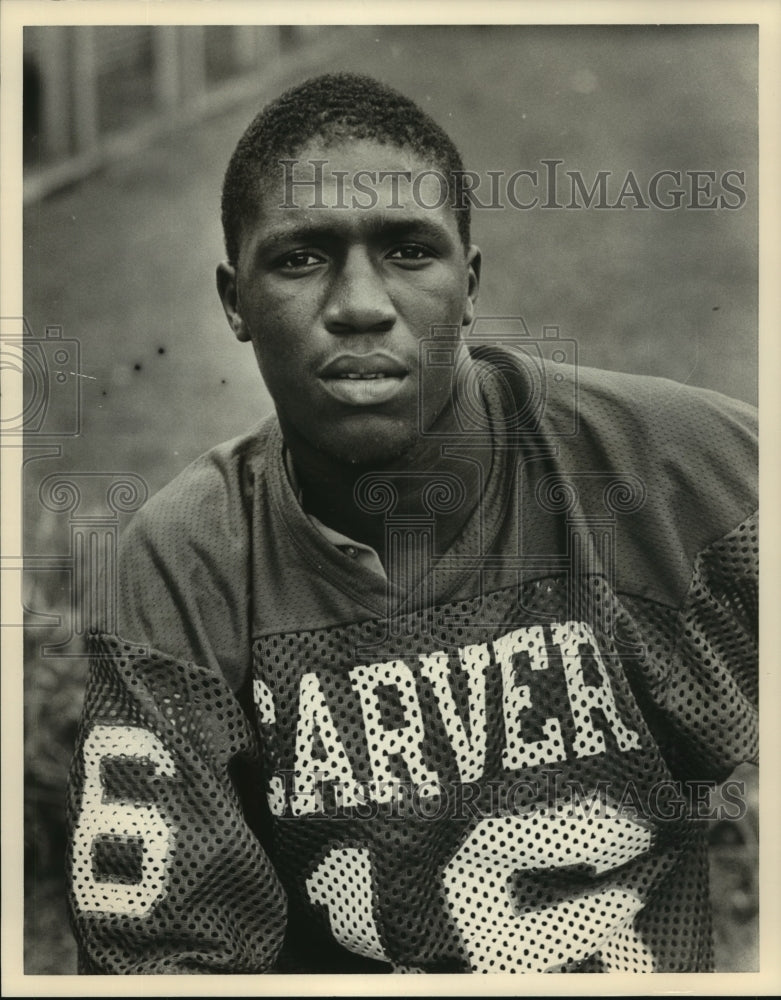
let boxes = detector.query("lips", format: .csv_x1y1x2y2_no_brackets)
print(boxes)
319,353,409,379
318,352,409,406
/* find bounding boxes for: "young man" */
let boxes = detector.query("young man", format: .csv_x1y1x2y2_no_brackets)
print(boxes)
66,73,757,974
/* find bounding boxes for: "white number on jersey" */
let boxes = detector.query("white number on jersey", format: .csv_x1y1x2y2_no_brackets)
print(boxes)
443,805,654,972
305,846,390,961
71,725,176,917
305,803,654,972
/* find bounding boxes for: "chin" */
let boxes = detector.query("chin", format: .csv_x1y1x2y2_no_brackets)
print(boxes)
325,423,420,469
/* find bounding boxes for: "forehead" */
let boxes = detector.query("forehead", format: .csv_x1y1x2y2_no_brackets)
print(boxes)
273,136,437,189
243,137,461,248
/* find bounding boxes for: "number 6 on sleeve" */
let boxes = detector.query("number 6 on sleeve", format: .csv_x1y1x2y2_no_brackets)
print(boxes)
71,725,176,917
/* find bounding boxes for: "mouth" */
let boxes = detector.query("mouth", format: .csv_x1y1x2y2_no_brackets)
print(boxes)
318,353,409,406
319,352,409,378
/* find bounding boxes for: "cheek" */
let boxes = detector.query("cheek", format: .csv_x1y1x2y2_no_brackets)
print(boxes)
247,301,308,369
254,346,300,393
401,274,469,326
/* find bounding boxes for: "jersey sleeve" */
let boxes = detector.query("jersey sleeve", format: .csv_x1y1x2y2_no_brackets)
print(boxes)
653,509,758,779
108,441,258,694
568,371,759,780
66,632,288,973
646,390,758,780
66,436,288,972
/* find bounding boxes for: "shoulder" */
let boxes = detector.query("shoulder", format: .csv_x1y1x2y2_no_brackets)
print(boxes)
556,364,757,604
542,357,755,453
576,361,755,438
555,362,756,506
490,345,756,497
488,348,757,605
124,417,278,555
113,417,280,690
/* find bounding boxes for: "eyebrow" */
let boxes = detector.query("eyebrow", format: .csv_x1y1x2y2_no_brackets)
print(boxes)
254,214,459,254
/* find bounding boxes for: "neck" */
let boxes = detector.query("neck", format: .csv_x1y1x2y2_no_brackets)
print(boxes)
284,394,490,571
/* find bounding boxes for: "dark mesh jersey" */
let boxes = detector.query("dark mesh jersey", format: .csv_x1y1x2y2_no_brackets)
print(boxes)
66,349,758,974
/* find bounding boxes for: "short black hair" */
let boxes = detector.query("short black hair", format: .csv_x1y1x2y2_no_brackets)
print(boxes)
221,72,471,266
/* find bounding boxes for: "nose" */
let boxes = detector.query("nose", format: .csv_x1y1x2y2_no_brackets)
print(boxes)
323,248,396,335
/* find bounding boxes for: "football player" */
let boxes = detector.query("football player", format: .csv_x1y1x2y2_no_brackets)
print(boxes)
66,73,757,974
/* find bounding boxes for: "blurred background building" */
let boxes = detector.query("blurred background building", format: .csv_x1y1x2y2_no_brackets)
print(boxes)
23,25,326,201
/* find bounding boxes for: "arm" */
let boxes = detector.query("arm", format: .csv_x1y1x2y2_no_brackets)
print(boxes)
66,441,289,972
67,633,287,973
661,509,759,778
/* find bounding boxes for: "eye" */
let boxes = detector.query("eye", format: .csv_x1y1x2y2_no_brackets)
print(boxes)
386,244,435,266
276,250,325,271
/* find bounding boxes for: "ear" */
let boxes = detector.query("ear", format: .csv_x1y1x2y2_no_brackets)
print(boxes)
216,262,250,342
462,245,482,326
